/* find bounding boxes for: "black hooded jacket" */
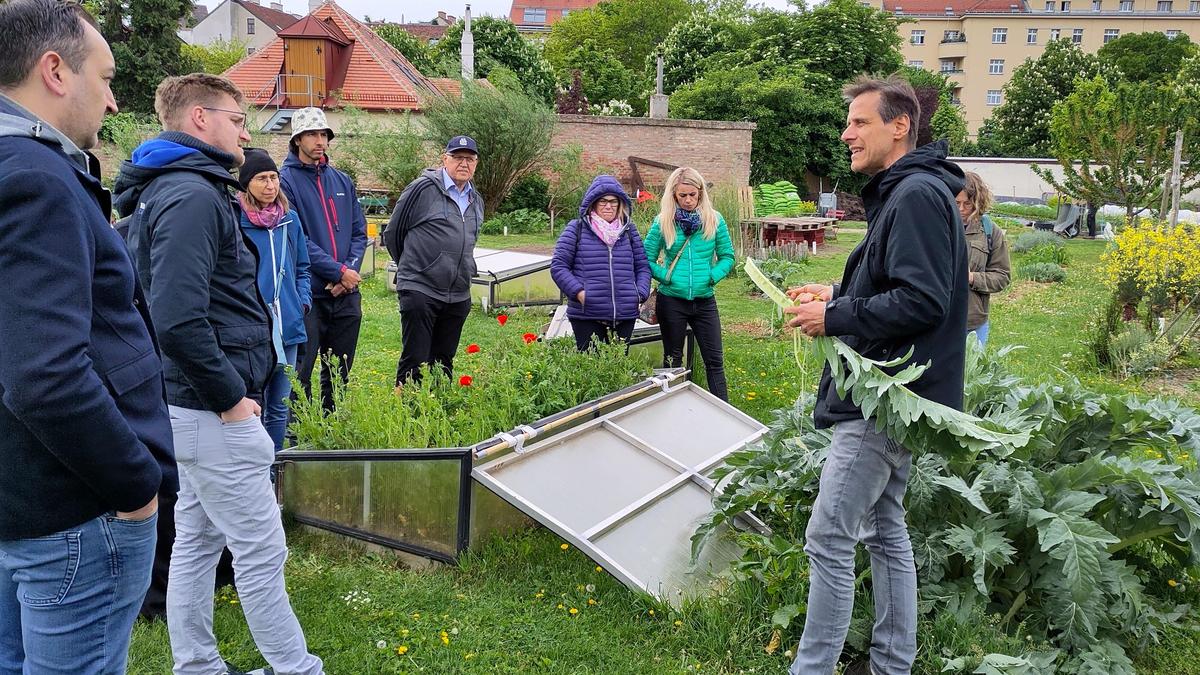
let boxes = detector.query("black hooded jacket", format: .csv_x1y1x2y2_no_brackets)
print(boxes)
815,140,969,429
114,132,273,413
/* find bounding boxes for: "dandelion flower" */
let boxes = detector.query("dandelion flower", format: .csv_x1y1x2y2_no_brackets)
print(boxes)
396,645,409,655
560,543,570,551
649,609,655,616
557,603,565,609
595,566,603,572
674,620,683,627
411,613,420,620
1169,579,1179,587
569,607,579,615
585,584,595,592
588,598,597,605
440,631,450,646
376,640,387,649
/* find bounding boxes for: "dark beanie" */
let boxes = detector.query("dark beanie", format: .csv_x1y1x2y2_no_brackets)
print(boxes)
238,148,278,190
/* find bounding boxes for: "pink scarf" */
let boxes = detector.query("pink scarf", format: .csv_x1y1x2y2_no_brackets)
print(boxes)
240,193,285,230
588,213,625,247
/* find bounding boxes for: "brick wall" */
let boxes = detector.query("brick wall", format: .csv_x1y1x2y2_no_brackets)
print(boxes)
551,115,755,190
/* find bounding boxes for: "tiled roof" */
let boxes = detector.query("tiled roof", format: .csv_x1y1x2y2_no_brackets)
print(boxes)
278,14,350,43
234,0,300,31
224,0,444,111
883,0,1028,13
396,23,449,42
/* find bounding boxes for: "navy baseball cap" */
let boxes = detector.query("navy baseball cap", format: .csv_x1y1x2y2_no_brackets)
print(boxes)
445,135,479,155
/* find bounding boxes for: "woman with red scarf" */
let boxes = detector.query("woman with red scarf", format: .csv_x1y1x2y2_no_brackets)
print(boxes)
238,148,312,451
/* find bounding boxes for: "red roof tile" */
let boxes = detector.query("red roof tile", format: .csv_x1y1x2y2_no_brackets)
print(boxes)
225,0,446,112
883,0,1028,13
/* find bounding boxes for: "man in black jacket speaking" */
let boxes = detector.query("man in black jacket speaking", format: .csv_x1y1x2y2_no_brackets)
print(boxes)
784,76,968,675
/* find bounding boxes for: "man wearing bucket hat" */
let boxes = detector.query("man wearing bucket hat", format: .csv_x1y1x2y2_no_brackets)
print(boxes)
279,107,367,412
385,135,484,386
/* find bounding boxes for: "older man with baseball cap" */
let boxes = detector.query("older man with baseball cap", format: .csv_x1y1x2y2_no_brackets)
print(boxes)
279,107,367,412
385,135,484,385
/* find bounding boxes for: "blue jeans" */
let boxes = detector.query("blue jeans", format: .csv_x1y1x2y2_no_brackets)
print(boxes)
790,419,916,675
971,321,989,347
0,512,157,675
263,343,299,452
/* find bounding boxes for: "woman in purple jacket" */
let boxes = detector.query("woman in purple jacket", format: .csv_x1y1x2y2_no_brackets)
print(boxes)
551,175,652,351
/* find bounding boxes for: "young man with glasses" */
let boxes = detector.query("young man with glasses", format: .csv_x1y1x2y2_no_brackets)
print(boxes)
279,107,367,412
387,136,485,385
115,74,323,675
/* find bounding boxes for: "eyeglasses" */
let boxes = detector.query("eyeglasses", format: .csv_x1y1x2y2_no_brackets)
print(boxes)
202,106,248,130
596,198,621,207
447,154,478,164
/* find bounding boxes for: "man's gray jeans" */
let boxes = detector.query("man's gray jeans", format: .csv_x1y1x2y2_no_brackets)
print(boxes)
166,406,323,675
789,418,917,675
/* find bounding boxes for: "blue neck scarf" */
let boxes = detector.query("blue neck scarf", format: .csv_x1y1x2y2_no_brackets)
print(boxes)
675,207,701,238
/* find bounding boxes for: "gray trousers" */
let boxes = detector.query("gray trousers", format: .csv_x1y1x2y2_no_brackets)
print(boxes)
166,406,323,675
790,419,917,675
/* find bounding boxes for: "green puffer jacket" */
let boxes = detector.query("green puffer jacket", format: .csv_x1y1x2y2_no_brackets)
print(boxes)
643,212,735,300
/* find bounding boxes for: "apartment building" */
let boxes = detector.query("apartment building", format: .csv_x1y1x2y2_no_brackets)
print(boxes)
876,0,1200,134
509,0,601,34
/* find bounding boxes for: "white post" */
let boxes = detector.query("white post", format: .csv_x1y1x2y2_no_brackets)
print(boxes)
1170,129,1184,229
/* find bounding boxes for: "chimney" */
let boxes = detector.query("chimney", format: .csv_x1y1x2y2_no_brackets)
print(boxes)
461,4,474,80
270,1,282,9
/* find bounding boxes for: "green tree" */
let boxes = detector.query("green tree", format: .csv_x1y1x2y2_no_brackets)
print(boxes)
555,41,637,108
334,107,431,198
672,66,861,192
1033,76,1200,222
929,93,968,155
988,40,1112,157
180,38,249,75
98,0,198,113
544,0,693,74
1098,31,1198,84
652,9,749,95
421,82,557,217
431,17,556,105
373,24,437,75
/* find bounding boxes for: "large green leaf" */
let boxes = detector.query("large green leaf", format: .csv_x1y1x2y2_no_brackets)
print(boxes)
932,474,992,514
1028,492,1118,602
943,516,1016,595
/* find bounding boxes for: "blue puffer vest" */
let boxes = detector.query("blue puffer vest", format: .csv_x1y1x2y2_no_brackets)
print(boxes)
550,175,651,322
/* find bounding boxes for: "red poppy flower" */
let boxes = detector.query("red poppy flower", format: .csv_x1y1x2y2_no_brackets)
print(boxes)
497,314,509,326
466,343,480,354
636,190,656,204
459,375,473,386
522,332,537,344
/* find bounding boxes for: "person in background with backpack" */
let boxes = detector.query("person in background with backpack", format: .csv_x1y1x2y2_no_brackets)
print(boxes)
386,136,484,386
643,167,735,401
279,107,367,412
550,175,651,351
955,171,1010,346
238,148,311,452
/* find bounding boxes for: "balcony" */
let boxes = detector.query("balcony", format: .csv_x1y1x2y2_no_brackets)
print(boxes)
939,39,968,58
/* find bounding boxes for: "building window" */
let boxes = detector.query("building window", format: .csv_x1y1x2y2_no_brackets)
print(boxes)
1028,28,1039,43
1050,27,1062,39
1104,27,1120,42
522,7,547,23
1119,0,1133,9
1192,0,1200,10
993,27,1008,42
1045,0,1055,9
908,59,925,67
943,29,963,41
1166,29,1182,37
246,17,255,34
247,47,256,53
940,59,957,72
1092,0,1102,9
561,8,570,16
987,90,1002,106
1158,0,1173,9
911,29,926,44
1072,28,1084,42
989,58,1005,74
1061,0,1071,9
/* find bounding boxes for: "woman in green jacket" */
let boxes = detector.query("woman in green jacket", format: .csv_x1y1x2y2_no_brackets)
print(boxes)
643,167,735,401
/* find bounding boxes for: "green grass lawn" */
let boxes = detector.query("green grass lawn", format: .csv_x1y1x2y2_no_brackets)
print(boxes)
128,224,1200,674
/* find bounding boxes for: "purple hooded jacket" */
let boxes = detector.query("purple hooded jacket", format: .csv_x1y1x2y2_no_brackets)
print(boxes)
551,175,652,322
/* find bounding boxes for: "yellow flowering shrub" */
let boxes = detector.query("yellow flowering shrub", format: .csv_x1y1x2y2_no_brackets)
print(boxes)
1103,221,1200,308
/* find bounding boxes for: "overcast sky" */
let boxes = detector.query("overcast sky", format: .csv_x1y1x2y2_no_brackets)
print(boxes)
269,0,798,23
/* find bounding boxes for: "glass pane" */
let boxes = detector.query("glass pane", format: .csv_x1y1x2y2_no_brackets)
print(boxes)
592,482,743,605
612,387,760,468
485,427,681,532
469,481,534,549
492,268,559,306
283,460,367,530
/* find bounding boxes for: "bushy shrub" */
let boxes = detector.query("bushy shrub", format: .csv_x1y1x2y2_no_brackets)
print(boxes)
1012,230,1065,253
481,208,551,235
1022,242,1069,267
499,174,550,214
1018,262,1067,282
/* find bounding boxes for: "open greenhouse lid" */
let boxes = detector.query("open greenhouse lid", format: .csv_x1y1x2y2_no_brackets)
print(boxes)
472,382,767,606
473,248,551,280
